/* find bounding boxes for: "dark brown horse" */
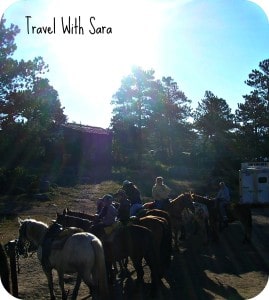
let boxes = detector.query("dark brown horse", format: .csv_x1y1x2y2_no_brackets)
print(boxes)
102,224,162,296
164,193,195,248
130,215,172,274
137,209,172,242
108,225,161,293
142,195,195,248
145,209,172,228
63,208,96,222
190,193,252,243
56,213,93,232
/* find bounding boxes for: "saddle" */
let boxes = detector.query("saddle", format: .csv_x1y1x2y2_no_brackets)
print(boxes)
104,222,120,236
52,227,84,250
41,225,83,267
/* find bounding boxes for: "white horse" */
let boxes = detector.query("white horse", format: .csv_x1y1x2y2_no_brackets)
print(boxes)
18,217,109,300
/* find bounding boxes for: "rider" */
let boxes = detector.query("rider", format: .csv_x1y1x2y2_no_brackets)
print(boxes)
152,176,171,210
94,194,118,228
215,181,230,225
122,180,143,216
114,189,131,224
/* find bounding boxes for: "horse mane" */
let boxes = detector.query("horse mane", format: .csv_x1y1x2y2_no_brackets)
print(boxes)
171,193,185,202
191,193,213,201
18,217,49,228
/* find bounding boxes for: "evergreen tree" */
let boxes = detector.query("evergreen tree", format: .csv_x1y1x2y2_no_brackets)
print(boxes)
0,18,66,168
110,66,156,165
193,91,235,171
235,59,269,160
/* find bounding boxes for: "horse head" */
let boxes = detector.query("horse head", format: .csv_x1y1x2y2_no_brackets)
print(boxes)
55,212,65,225
17,217,48,250
172,193,195,213
17,218,29,256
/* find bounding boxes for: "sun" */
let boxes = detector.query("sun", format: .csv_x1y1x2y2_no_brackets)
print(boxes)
2,0,169,127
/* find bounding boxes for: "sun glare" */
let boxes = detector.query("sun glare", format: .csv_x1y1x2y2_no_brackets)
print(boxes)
3,0,170,126
44,0,166,76
40,0,167,124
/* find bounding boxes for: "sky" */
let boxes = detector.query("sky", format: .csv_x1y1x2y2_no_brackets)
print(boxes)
0,0,269,129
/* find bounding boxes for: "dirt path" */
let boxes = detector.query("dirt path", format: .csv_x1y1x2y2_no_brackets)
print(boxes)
1,188,269,299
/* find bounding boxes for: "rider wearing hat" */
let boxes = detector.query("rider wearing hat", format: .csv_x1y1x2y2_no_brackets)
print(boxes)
114,189,131,224
122,180,143,216
152,176,171,209
95,194,118,227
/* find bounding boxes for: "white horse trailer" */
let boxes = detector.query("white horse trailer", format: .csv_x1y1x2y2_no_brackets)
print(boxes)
239,162,269,204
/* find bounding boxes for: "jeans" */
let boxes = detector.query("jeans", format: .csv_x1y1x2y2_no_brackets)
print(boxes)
130,203,143,216
215,198,229,220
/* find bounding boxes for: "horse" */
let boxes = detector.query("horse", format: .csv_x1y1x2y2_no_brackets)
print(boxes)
101,224,162,296
56,213,92,232
141,194,195,248
17,217,109,300
163,193,195,248
143,209,172,228
63,208,96,221
189,193,252,243
145,209,173,253
192,201,210,244
130,215,172,274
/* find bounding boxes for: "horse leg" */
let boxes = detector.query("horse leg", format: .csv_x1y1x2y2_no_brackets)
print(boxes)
106,260,115,284
242,221,252,244
144,252,161,298
43,267,56,300
211,221,219,242
132,257,144,284
71,274,82,300
173,226,179,249
57,270,68,300
179,225,186,240
118,258,129,278
204,218,210,244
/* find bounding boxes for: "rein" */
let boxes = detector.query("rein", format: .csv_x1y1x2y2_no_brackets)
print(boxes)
20,221,28,240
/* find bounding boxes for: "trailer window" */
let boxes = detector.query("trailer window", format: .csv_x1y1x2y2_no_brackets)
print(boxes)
258,177,267,183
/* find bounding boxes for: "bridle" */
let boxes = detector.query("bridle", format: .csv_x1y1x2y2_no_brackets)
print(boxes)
18,221,31,257
19,221,28,242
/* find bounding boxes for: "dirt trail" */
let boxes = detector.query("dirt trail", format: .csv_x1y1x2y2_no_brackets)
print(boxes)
2,191,269,299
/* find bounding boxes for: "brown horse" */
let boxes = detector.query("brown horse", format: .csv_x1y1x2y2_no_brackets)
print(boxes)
145,209,172,228
142,195,195,248
190,193,252,243
63,208,96,222
163,193,195,248
102,224,162,296
130,215,172,274
55,213,93,232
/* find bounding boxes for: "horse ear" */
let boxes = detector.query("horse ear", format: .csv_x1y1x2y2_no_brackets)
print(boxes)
56,212,60,217
63,208,67,215
18,217,23,224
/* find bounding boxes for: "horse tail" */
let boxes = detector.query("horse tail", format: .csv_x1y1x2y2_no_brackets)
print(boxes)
91,238,109,300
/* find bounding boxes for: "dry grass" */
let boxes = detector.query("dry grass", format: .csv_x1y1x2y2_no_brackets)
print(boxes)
0,181,121,245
